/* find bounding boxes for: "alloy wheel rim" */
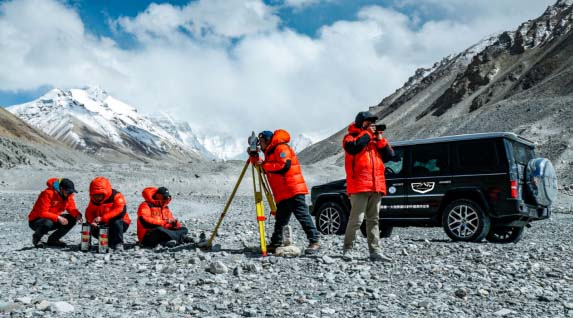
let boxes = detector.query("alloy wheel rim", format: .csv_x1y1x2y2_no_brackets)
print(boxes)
447,205,479,238
319,207,341,234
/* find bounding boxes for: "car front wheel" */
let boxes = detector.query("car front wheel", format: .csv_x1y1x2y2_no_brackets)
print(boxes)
315,202,348,235
442,199,490,242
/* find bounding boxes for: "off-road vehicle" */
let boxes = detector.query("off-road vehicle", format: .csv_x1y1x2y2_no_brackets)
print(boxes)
310,132,558,243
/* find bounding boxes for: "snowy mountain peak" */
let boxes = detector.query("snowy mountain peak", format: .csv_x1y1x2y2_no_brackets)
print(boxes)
7,87,208,162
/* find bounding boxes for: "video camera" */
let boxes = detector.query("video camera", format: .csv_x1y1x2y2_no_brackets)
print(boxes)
376,124,387,132
248,131,260,156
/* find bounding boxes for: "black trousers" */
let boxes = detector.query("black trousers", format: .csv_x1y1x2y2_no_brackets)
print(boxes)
141,227,189,247
29,214,77,241
270,194,320,246
90,219,129,247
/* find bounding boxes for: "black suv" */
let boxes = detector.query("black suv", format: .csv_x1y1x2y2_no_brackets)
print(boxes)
310,132,558,243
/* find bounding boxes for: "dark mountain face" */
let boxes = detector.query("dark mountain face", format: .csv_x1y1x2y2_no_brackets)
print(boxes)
299,0,573,185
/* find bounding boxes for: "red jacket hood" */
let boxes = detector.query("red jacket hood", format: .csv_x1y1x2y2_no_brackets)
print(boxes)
142,187,171,207
347,122,363,135
265,129,290,154
89,177,113,201
46,178,59,191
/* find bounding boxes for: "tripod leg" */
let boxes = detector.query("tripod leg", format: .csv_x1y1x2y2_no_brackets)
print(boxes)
252,164,268,256
259,166,277,215
206,160,250,248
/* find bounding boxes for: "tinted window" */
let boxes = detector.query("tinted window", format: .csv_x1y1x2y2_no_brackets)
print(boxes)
457,140,498,169
410,144,448,177
385,148,404,178
511,141,534,165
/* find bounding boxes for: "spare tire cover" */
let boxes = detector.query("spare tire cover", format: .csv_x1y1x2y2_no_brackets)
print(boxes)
526,158,558,206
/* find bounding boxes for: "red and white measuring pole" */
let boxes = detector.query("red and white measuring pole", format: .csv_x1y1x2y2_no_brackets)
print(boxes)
80,223,91,252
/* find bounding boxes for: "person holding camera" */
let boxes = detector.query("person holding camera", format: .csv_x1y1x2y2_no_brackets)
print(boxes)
137,186,191,248
256,129,321,255
342,111,393,262
28,178,82,248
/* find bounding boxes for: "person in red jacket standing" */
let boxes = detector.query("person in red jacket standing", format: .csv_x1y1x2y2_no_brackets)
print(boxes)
28,178,82,248
137,187,190,248
257,129,320,255
85,177,130,250
342,111,393,262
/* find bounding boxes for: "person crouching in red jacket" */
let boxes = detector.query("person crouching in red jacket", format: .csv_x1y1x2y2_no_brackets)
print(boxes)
85,177,130,250
137,187,190,248
257,129,321,255
28,178,82,248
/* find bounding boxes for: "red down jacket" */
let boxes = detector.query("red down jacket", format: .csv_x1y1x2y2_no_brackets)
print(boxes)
343,123,388,195
85,177,130,225
262,129,308,203
137,187,181,242
28,178,81,222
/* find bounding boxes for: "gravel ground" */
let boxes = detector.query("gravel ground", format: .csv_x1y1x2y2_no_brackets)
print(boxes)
0,187,572,318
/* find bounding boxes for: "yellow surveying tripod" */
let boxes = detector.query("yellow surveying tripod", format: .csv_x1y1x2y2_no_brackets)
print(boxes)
204,132,277,256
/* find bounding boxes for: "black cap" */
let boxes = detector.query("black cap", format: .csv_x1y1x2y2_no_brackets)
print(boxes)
60,178,77,193
355,111,378,128
156,187,171,199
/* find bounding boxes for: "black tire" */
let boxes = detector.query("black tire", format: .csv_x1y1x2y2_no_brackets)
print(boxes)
442,199,490,242
360,220,394,238
315,201,348,235
526,158,558,207
486,226,525,244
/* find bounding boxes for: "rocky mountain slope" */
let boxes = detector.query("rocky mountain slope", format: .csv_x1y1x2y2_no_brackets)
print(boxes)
8,87,208,163
0,107,96,168
299,0,573,187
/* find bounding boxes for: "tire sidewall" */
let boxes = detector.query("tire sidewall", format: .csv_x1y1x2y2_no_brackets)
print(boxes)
442,199,491,242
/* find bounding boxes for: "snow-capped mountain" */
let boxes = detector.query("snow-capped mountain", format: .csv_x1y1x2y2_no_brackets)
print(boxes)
8,87,205,162
147,112,215,160
195,133,247,161
291,133,314,153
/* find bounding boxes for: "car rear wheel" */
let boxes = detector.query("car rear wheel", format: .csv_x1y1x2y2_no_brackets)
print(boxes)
360,220,393,238
486,226,525,244
315,202,348,235
442,199,490,242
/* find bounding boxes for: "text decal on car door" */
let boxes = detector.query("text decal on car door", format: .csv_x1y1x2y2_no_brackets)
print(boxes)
411,182,435,194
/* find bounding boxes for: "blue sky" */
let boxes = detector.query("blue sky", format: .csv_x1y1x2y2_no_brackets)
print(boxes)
0,0,557,139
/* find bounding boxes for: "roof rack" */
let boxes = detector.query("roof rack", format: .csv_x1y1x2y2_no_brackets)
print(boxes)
391,132,535,147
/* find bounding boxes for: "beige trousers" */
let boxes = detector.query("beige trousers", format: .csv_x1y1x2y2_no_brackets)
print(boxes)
343,192,381,253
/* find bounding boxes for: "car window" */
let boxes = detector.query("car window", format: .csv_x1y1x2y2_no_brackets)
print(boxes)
385,148,404,178
457,140,498,169
410,144,448,177
511,141,534,165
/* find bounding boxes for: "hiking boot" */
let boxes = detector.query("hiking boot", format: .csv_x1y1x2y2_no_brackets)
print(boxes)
33,235,44,248
342,249,353,261
369,252,392,263
112,243,124,251
46,239,67,247
266,244,280,254
305,243,321,255
166,240,177,248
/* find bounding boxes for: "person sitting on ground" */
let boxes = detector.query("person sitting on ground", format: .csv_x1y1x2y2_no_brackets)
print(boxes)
28,178,82,248
137,187,191,248
85,176,130,251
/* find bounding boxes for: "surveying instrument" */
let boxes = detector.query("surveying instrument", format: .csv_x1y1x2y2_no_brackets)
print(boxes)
202,131,277,256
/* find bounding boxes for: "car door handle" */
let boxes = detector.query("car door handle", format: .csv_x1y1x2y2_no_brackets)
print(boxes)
439,180,452,184
392,183,404,186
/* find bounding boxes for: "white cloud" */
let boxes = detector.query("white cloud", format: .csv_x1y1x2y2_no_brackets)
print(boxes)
0,0,558,148
283,0,327,9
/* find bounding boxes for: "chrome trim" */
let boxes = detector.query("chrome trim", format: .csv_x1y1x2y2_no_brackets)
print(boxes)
439,180,452,184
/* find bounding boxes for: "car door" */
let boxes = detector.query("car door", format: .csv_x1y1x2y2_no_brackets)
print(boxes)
380,146,406,218
405,143,450,219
